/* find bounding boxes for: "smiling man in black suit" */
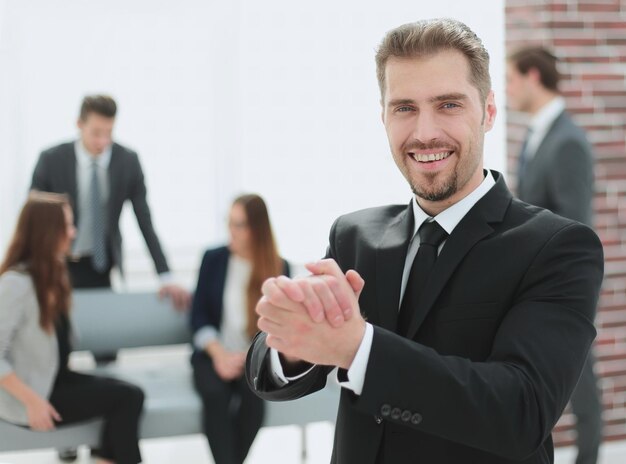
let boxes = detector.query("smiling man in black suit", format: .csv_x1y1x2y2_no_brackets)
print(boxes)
246,19,604,464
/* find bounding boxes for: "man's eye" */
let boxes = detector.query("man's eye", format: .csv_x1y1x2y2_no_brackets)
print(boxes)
397,106,413,112
442,102,460,109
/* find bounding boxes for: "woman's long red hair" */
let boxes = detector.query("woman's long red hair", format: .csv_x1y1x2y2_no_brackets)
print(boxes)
234,194,283,340
0,192,72,332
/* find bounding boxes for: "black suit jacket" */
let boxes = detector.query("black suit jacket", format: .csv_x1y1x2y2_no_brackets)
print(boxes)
246,171,604,464
31,141,169,275
518,110,594,226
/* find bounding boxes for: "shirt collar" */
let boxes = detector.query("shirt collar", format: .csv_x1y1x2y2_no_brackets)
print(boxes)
529,96,565,134
411,169,496,237
75,140,112,168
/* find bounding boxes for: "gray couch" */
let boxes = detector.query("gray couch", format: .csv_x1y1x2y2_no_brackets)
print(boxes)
0,290,339,458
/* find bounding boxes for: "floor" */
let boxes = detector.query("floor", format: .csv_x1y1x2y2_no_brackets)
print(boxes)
1,429,626,464
2,350,625,463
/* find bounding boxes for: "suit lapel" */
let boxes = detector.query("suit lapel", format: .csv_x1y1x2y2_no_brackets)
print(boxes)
526,111,565,178
375,203,414,331
107,144,121,225
404,173,512,339
67,145,79,222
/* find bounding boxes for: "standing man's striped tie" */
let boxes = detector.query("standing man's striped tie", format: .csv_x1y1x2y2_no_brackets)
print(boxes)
91,160,108,273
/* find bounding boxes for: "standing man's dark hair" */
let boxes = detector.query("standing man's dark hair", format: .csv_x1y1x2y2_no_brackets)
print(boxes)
508,46,602,464
246,18,604,464
509,47,560,92
79,94,117,120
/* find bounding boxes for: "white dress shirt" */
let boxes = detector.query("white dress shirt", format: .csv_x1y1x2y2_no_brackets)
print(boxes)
523,96,565,161
271,170,497,394
193,254,252,353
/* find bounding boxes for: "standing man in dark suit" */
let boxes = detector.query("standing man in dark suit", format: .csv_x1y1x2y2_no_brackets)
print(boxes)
31,95,190,309
507,47,602,464
245,19,604,464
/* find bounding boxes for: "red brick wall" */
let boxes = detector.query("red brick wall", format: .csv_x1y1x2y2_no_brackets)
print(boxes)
506,0,626,446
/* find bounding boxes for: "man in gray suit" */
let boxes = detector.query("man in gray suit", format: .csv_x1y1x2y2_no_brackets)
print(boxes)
507,47,602,464
31,95,190,310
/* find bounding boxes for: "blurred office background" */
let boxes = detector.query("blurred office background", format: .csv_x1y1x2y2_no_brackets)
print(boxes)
0,0,626,462
0,0,506,287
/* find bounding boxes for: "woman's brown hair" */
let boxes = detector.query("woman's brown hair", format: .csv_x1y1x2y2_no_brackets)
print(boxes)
0,192,72,332
233,194,283,339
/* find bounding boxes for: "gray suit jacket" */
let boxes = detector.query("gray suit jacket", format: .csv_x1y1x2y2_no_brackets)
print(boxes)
517,111,594,226
0,270,59,425
31,142,170,275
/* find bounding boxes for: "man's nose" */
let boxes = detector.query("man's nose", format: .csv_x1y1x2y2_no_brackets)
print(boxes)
412,111,444,144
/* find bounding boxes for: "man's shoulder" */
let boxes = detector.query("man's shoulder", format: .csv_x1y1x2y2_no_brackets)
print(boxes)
550,111,590,146
40,141,75,159
111,142,139,160
506,197,597,242
201,246,230,264
337,204,408,227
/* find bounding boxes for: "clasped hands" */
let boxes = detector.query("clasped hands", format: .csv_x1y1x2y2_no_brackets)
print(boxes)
257,259,366,370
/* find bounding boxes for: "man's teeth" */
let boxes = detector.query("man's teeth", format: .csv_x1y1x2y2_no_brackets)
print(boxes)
413,152,451,162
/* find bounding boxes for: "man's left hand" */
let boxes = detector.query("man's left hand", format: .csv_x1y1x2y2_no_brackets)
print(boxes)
159,284,191,311
258,260,366,369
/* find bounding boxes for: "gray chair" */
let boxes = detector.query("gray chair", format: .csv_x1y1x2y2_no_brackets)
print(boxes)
0,290,339,461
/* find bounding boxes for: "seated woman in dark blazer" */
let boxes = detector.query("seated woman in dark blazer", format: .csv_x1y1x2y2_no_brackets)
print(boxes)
190,193,290,464
0,192,144,464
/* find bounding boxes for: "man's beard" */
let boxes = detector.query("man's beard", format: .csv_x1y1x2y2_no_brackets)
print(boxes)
411,170,458,202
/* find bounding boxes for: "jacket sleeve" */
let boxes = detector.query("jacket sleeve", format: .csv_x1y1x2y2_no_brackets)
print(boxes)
129,152,170,274
30,151,51,192
349,222,603,460
190,250,218,334
245,331,332,401
548,138,594,225
0,274,29,379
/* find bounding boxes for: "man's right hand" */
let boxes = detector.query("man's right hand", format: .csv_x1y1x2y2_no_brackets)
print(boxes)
26,395,61,431
208,344,245,381
276,260,365,327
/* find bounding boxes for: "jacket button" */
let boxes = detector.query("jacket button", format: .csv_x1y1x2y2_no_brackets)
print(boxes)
411,413,423,425
391,408,401,420
380,404,391,417
401,410,412,422
374,415,383,424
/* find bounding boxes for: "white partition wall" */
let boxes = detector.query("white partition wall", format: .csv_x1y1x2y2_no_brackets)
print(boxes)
0,0,505,288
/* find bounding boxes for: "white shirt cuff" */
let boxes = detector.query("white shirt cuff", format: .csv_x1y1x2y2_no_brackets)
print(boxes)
337,322,373,396
269,348,315,386
158,272,175,285
193,326,218,351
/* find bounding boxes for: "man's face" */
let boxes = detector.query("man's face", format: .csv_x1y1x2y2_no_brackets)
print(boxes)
382,50,496,213
505,63,532,112
77,113,114,156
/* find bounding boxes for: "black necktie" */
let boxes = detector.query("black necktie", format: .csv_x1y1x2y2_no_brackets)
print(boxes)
397,220,448,337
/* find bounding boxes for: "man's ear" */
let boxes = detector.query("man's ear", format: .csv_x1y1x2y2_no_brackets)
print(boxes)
483,90,497,133
527,67,542,86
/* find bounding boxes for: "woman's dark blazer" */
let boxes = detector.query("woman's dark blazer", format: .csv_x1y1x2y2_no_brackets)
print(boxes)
190,246,290,353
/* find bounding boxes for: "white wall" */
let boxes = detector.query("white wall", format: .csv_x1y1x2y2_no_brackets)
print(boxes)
0,0,505,289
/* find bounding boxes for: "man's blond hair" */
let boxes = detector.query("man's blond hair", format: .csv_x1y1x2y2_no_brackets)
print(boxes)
375,18,491,102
